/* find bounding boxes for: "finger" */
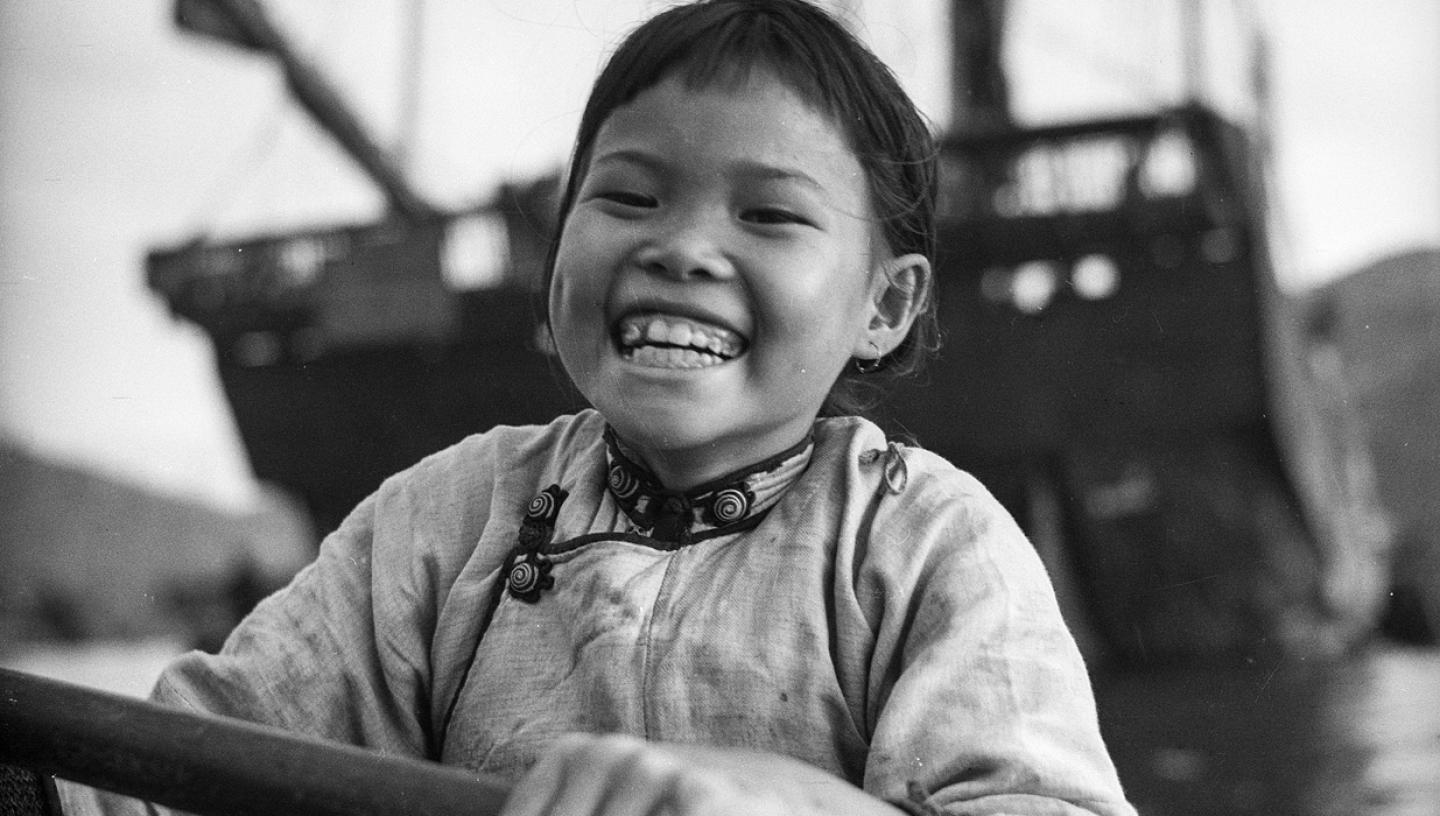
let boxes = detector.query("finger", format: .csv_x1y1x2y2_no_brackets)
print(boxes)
589,741,684,816
545,734,672,816
664,766,729,816
596,743,737,816
498,734,592,816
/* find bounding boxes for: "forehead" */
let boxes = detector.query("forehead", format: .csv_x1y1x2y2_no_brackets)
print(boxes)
589,72,864,188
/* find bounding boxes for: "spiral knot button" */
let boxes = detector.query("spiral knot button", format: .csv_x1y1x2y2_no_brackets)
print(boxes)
709,487,752,525
506,552,554,603
526,484,566,523
608,464,641,500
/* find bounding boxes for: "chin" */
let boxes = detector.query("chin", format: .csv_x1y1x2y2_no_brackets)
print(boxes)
604,400,721,453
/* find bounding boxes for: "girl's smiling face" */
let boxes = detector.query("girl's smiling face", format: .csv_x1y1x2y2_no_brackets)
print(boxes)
549,71,916,488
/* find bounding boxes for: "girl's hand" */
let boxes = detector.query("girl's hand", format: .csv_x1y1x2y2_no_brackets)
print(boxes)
498,733,906,816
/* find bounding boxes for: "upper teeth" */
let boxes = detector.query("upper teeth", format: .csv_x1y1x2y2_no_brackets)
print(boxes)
618,314,744,359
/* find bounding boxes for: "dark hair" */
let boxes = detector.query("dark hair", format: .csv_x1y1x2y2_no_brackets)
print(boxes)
545,0,939,416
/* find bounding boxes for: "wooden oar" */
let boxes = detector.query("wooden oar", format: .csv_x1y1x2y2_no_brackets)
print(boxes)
0,667,511,816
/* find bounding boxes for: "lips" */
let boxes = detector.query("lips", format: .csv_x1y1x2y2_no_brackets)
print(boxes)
614,312,747,368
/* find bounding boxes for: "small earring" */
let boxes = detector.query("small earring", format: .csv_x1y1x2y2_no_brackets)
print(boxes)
854,341,882,374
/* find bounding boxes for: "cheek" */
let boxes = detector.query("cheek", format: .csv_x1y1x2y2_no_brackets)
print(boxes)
552,213,623,291
763,266,871,337
750,287,867,383
549,234,624,386
551,228,605,315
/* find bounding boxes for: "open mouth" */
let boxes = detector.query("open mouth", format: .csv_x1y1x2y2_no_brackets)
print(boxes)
614,312,747,368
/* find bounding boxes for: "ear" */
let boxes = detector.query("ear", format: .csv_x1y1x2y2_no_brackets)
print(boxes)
853,253,932,358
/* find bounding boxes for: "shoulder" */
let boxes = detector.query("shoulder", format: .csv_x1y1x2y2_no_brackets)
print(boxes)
376,410,605,501
808,414,1039,586
324,410,605,559
810,415,1010,528
418,409,605,472
310,411,607,613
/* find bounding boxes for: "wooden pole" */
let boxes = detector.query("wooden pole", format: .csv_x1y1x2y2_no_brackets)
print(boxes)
0,668,510,816
177,0,438,223
949,0,1011,131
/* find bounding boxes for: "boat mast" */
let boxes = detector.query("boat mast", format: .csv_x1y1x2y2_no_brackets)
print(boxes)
396,0,426,174
950,0,1011,130
175,0,437,222
1180,0,1205,104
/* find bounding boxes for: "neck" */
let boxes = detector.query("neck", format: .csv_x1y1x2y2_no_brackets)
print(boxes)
609,429,812,492
622,442,740,492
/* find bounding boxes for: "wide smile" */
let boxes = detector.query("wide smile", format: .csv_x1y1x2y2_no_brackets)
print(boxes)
613,312,748,369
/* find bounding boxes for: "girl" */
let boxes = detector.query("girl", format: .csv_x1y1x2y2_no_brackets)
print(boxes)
81,1,1135,814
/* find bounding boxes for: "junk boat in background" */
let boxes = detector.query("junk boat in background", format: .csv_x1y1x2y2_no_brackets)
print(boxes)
146,0,1394,664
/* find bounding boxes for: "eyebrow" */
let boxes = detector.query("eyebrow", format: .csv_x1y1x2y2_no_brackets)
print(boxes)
730,160,825,192
589,148,826,192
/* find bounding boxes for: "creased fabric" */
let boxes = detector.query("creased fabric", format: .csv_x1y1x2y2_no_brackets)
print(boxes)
68,410,1134,816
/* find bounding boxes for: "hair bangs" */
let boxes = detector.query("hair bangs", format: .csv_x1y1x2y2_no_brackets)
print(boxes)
664,14,835,124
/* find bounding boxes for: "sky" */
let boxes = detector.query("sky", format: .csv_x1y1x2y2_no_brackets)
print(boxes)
1,0,1437,513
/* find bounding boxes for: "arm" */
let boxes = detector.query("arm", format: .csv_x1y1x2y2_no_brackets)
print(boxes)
500,735,909,816
150,489,435,754
58,488,441,816
858,464,1136,816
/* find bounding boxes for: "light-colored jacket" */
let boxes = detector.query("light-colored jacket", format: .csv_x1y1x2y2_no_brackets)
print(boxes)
72,410,1134,815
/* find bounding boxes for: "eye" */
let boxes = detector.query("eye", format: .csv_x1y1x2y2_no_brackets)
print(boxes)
742,207,811,227
598,191,657,208
576,165,657,211
584,188,657,219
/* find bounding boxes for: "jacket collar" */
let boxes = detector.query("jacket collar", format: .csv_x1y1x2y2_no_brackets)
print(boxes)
603,426,814,545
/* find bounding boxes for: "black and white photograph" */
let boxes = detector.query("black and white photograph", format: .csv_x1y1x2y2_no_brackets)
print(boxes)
3,2,1438,814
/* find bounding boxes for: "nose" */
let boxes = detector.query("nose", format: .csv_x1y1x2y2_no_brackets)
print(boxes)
633,209,735,281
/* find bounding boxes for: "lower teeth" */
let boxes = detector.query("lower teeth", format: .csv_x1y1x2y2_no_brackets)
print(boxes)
628,346,724,367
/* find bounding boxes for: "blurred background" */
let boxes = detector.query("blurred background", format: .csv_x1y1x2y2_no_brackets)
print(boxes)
1,1,1437,813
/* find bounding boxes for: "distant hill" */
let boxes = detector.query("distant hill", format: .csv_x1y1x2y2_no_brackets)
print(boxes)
0,441,313,647
1300,247,1440,636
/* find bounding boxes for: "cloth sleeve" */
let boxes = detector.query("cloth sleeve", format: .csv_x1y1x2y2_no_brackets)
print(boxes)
149,487,435,754
59,488,441,816
860,462,1136,816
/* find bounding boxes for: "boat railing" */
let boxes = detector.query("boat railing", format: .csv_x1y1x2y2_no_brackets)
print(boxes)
0,667,511,816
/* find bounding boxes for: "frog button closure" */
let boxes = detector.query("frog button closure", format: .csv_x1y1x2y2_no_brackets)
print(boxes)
505,484,567,603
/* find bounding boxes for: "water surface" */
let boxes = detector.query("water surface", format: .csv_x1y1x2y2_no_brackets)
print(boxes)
1096,645,1440,815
